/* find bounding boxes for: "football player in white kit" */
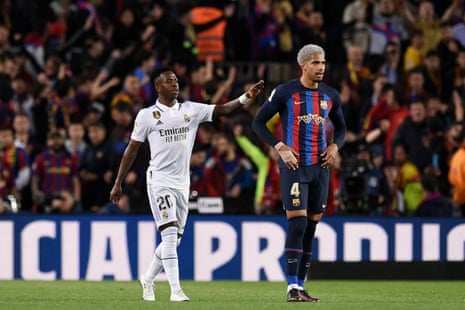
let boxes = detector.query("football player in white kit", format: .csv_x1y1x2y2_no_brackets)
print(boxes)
110,66,264,302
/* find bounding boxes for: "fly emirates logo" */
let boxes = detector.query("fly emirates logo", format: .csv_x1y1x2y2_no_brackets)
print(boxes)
159,126,189,143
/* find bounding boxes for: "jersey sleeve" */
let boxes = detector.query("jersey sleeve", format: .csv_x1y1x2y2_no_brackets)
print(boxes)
131,109,149,142
192,102,215,123
328,90,347,148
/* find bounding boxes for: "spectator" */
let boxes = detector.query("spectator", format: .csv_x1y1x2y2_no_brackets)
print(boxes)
382,159,404,216
204,132,255,214
0,126,31,206
12,113,39,158
392,99,433,172
31,129,80,213
436,22,463,75
293,0,315,48
431,121,463,197
342,0,372,55
379,42,402,84
110,74,143,114
64,121,87,161
363,83,409,161
447,48,465,91
79,120,116,212
343,44,372,133
403,29,424,72
133,50,156,105
415,168,455,217
111,8,140,50
307,10,328,49
81,101,105,129
224,0,253,62
110,101,134,156
419,50,444,100
369,0,407,56
405,67,428,102
359,74,388,120
392,143,424,216
449,127,465,216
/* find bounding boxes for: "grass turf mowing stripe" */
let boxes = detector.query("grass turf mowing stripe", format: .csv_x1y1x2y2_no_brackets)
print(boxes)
0,280,464,309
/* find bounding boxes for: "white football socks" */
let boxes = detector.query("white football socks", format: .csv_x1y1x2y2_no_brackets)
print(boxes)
144,242,163,282
160,226,181,292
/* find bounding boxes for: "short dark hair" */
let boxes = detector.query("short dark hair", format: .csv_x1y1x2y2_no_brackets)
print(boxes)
421,171,438,193
151,66,173,84
88,120,106,130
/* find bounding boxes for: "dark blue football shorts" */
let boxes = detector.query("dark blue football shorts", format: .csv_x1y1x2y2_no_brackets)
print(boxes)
279,164,329,213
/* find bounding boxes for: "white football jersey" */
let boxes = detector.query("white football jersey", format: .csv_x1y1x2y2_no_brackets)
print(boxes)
131,99,215,189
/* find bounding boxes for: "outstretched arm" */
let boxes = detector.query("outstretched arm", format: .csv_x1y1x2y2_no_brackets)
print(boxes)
213,80,264,118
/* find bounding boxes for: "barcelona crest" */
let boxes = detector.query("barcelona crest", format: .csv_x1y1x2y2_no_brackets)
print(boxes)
320,100,328,110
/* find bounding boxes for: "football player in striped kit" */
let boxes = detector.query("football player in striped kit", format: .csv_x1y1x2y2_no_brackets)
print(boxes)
252,44,346,302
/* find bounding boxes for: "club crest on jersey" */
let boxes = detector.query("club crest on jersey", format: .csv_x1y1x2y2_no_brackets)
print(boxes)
184,114,191,122
320,100,328,109
153,111,161,119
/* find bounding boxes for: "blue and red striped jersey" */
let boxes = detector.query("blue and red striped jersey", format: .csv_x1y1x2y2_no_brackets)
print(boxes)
253,79,346,167
32,150,78,198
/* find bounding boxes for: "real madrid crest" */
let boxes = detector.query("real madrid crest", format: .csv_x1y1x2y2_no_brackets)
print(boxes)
153,111,161,119
184,114,191,122
320,100,328,110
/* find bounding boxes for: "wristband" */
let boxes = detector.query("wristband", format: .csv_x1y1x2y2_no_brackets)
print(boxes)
238,93,250,105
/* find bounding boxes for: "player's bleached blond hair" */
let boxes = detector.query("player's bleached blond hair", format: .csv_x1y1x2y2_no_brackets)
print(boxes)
297,44,325,65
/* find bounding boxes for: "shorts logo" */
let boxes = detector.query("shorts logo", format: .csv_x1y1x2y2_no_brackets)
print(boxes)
322,204,326,209
320,100,328,109
184,114,191,122
292,198,300,206
162,211,169,219
153,111,161,119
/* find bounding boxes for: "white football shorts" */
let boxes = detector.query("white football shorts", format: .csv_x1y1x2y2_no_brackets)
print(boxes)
146,172,189,235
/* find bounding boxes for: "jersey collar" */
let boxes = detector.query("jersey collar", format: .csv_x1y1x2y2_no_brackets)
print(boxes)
155,99,181,111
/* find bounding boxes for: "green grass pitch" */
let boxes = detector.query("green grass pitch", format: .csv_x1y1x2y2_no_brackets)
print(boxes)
0,280,464,309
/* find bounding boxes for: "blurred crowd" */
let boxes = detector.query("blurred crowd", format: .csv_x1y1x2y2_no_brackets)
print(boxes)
0,0,465,218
